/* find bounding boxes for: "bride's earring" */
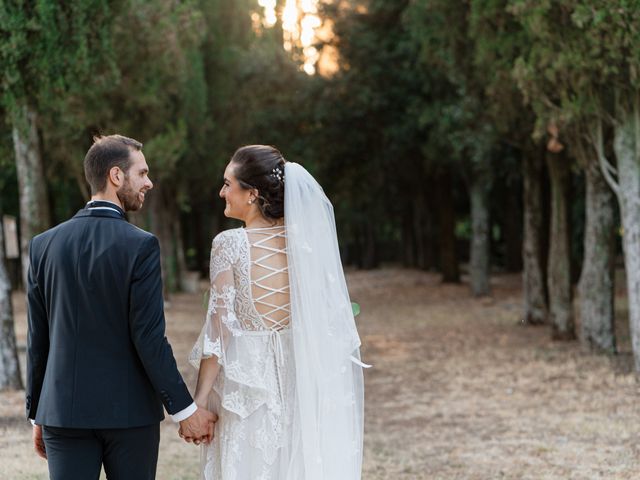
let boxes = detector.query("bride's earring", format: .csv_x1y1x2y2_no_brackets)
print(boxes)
248,199,253,205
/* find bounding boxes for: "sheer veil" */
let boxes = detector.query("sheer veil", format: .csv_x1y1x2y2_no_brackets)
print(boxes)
284,162,368,480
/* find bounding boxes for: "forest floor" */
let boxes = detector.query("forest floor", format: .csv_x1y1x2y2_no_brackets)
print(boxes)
1,267,639,479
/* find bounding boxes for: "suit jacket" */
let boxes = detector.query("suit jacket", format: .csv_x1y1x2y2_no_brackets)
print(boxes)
26,202,193,428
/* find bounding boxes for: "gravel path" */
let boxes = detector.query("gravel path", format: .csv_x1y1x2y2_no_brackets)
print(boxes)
2,268,639,479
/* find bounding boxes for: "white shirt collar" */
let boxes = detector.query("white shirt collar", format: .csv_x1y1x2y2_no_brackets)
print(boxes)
86,200,124,215
86,199,121,208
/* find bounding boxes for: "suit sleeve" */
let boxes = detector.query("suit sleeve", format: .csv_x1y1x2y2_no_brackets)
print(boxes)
26,238,49,420
129,235,193,415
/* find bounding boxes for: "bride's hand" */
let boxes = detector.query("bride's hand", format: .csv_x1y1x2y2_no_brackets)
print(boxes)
179,421,216,445
178,407,217,445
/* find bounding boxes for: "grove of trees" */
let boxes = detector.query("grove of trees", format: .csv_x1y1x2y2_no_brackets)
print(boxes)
2,0,640,388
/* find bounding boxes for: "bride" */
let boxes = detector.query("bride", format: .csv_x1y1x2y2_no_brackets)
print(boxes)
188,145,368,479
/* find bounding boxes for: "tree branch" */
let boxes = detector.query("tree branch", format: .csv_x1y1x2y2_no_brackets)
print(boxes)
588,117,620,196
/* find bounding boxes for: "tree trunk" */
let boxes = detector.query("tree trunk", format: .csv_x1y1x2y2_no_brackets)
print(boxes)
504,180,523,272
418,214,435,271
149,183,176,297
469,166,492,296
611,102,640,370
546,151,575,340
577,146,616,353
414,188,434,270
361,221,377,269
403,189,431,269
522,148,547,324
0,215,23,390
174,212,190,291
402,209,415,267
436,168,459,282
12,104,50,288
192,205,205,273
421,181,437,270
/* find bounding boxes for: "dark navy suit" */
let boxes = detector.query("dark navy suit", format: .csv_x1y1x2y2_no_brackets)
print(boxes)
26,201,193,479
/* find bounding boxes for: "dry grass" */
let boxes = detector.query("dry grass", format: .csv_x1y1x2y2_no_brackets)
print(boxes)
2,268,640,479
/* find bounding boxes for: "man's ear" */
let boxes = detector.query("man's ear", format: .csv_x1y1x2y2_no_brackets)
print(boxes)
108,166,123,188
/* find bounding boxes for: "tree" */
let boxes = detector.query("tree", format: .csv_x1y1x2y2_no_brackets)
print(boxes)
0,0,117,391
90,0,207,293
521,142,548,324
545,145,574,339
408,0,495,291
314,0,431,269
0,213,21,390
573,129,616,352
0,0,117,287
464,0,547,321
510,1,624,347
0,123,22,390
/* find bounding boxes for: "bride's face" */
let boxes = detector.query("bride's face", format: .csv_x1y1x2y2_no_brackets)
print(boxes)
220,162,254,221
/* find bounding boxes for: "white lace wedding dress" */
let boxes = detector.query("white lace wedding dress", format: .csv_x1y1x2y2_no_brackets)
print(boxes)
190,225,297,480
190,162,367,480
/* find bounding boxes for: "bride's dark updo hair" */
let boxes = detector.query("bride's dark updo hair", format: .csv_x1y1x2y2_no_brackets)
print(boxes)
230,145,286,220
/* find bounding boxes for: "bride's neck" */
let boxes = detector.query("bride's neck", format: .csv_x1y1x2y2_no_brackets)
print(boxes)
244,211,283,229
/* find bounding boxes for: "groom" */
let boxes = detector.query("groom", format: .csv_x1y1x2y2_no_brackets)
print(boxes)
26,134,215,479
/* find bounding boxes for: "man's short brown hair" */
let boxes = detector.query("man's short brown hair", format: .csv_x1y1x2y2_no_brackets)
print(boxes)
84,134,143,194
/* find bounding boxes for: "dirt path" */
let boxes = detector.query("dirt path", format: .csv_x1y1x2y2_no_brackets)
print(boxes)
2,268,639,479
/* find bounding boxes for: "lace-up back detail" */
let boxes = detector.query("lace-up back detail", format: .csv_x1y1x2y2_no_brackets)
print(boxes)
245,226,290,331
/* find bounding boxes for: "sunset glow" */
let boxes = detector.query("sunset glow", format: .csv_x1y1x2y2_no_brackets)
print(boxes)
258,0,277,27
257,0,322,75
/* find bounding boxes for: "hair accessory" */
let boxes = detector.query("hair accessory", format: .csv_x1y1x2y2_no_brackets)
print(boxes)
271,166,285,183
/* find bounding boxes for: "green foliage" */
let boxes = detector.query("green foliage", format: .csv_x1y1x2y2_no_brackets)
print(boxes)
4,0,634,273
407,0,510,172
510,0,640,134
143,120,188,182
309,1,430,264
1,1,118,217
0,0,117,121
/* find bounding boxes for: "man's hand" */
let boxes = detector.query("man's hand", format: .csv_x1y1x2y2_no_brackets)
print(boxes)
178,407,217,445
33,425,47,459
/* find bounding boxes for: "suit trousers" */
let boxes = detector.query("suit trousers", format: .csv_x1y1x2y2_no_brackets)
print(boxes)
42,423,160,480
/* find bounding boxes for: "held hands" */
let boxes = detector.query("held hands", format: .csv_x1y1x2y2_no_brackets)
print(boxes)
33,425,47,459
178,407,217,446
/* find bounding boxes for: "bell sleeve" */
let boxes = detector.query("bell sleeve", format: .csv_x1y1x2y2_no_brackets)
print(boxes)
189,232,242,369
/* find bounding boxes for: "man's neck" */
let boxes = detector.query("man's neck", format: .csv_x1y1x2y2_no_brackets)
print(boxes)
90,193,124,210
